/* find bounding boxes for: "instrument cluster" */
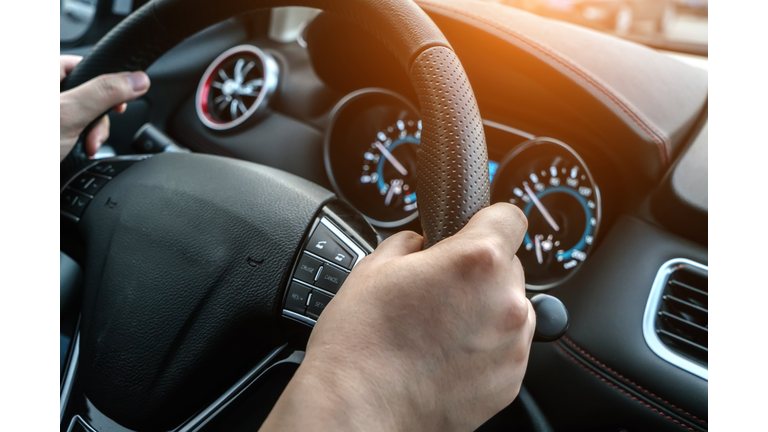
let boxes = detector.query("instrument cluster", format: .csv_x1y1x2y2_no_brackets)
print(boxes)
324,89,602,289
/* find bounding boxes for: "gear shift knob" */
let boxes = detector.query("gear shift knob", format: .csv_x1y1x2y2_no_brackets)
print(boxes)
531,294,569,342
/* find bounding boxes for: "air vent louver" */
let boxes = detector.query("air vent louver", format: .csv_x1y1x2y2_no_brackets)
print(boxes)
643,258,708,380
657,268,708,366
195,45,278,131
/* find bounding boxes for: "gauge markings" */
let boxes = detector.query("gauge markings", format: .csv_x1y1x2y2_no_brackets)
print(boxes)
357,118,421,224
490,138,601,288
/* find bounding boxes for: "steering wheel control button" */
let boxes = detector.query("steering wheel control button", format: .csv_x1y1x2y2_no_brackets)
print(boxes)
88,161,134,178
295,254,322,284
307,290,332,319
61,188,92,218
285,282,311,314
314,265,348,294
307,224,357,269
71,174,109,196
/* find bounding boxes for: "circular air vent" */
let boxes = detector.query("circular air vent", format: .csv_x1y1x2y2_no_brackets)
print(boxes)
196,45,278,130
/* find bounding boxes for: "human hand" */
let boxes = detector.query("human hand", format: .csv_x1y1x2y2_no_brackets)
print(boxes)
262,203,535,432
59,55,151,161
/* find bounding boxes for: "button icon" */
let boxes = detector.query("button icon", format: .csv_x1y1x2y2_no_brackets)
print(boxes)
285,282,311,314
306,290,332,319
315,265,347,293
295,254,322,284
306,223,357,269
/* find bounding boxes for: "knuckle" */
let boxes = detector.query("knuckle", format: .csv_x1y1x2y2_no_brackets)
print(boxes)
511,255,525,277
506,295,531,329
95,75,129,100
476,203,528,238
377,230,422,254
393,230,423,245
458,238,504,271
509,336,531,365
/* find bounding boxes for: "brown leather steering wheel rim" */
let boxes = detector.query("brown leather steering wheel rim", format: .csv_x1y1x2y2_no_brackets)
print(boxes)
60,0,491,246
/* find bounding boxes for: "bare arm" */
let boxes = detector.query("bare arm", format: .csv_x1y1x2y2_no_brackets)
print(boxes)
261,203,535,432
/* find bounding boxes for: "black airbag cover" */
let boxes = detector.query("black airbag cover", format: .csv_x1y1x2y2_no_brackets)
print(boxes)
76,153,334,429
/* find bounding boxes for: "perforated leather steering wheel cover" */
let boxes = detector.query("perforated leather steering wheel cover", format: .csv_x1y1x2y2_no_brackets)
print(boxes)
62,0,491,427
61,0,490,246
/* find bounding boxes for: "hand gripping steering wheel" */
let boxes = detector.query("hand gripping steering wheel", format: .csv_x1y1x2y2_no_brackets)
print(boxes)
60,0,492,429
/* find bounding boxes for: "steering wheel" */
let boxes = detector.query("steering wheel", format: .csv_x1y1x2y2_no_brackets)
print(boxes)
60,0,491,429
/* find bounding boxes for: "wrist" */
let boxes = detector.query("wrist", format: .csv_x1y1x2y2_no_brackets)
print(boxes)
261,353,427,432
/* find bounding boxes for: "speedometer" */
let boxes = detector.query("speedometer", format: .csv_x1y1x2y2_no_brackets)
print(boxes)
491,138,601,289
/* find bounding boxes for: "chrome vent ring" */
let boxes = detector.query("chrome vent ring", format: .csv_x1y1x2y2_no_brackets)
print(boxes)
643,258,708,380
196,45,278,130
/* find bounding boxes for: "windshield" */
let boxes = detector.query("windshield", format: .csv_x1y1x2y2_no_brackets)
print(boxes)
487,0,707,56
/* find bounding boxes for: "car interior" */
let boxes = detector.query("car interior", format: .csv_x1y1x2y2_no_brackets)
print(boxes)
59,0,708,431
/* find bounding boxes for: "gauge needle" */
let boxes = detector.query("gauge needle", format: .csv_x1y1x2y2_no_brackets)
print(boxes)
523,182,560,232
384,179,403,206
375,142,408,176
534,234,544,265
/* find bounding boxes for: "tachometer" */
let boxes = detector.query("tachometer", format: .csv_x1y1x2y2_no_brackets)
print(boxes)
491,138,601,289
325,89,422,227
358,119,421,223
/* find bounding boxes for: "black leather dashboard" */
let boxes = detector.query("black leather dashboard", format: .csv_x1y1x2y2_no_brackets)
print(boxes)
528,216,708,431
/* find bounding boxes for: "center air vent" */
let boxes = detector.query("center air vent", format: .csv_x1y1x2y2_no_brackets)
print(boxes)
196,45,278,131
643,258,708,380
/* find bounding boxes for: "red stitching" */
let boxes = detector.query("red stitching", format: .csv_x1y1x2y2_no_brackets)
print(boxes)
418,0,671,165
562,336,706,425
555,344,695,431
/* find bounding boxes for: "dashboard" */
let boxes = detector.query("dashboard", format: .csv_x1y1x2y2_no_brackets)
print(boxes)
64,2,708,431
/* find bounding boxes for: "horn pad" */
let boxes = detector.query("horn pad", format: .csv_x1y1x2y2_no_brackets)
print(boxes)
76,153,334,429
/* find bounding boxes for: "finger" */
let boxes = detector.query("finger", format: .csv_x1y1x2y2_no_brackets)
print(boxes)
370,231,424,260
454,203,528,256
60,71,150,132
60,55,83,81
85,115,110,157
113,103,127,114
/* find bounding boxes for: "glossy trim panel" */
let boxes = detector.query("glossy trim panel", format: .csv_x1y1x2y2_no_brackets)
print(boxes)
67,415,97,432
60,334,288,431
60,333,80,423
282,309,317,326
483,119,536,141
175,345,287,431
643,258,708,381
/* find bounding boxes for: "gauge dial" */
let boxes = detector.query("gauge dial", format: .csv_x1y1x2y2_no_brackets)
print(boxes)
325,89,422,227
491,138,601,289
359,119,421,221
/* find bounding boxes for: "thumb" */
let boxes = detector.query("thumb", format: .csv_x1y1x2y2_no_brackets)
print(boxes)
60,71,150,132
